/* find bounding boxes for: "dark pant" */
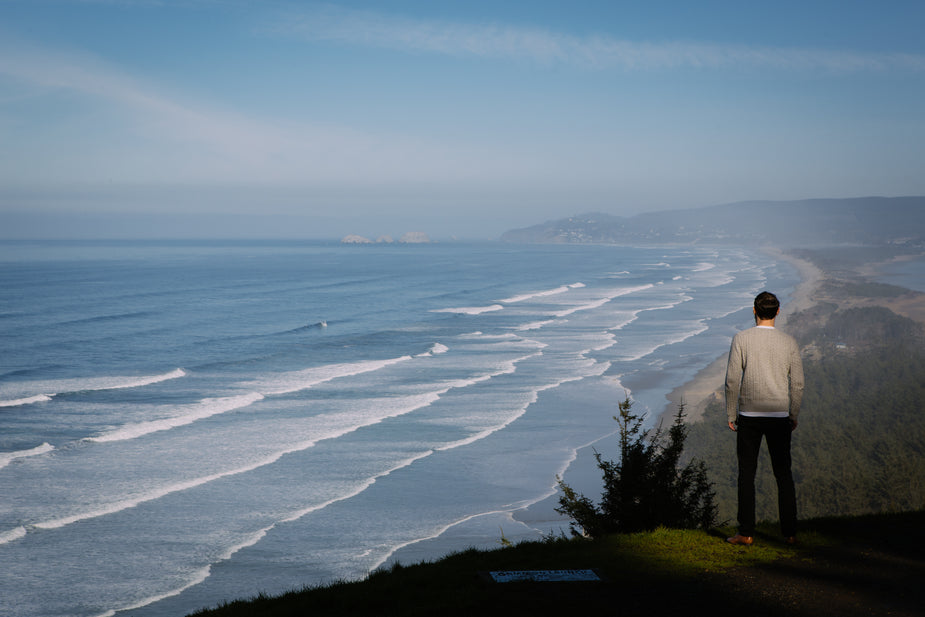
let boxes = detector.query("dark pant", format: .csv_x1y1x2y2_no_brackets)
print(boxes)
736,415,797,537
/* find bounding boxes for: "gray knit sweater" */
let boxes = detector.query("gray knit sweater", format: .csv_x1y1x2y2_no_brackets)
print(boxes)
725,326,804,423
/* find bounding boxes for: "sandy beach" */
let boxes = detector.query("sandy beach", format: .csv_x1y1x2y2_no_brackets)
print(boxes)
658,246,925,425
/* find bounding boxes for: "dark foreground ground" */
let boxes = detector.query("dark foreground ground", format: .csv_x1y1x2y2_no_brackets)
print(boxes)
190,510,924,617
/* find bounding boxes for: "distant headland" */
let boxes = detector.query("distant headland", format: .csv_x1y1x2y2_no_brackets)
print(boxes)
500,196,925,248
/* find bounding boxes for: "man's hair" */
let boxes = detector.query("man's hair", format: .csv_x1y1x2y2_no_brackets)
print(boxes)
754,291,780,320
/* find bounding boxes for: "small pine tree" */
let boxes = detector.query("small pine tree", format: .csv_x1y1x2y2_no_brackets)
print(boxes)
556,397,716,537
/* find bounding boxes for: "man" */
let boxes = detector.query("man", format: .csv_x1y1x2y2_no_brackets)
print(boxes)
725,291,804,546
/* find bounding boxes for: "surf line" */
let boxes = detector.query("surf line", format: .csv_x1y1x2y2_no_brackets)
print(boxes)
0,394,54,407
371,374,626,574
0,442,55,470
86,392,265,444
0,368,187,408
19,357,527,536
30,437,323,532
91,448,438,617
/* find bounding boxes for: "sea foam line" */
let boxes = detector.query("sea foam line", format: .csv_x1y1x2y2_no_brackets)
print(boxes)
68,368,187,391
435,355,610,453
93,449,439,617
514,319,562,331
0,442,55,470
369,506,526,574
617,322,711,362
372,378,628,572
0,394,54,408
83,370,549,614
21,365,524,537
252,356,413,395
87,393,265,443
0,526,27,545
501,282,584,304
0,368,186,407
415,343,449,357
90,356,424,444
31,437,323,531
552,284,654,317
431,304,504,315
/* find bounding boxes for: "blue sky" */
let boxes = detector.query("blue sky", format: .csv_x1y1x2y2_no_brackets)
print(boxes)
1,0,924,239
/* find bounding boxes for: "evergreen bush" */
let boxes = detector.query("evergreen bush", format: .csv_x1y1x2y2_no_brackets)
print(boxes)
556,397,717,537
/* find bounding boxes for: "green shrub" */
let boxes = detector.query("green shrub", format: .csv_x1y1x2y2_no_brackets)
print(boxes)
556,398,717,537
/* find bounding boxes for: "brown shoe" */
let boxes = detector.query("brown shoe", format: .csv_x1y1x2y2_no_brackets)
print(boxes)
727,533,754,546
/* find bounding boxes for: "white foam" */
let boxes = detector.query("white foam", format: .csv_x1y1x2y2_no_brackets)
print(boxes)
514,319,561,331
29,384,473,533
617,322,710,362
0,526,27,545
368,378,623,572
370,507,520,573
553,297,612,317
551,284,654,318
252,356,413,395
0,442,55,470
456,331,523,342
415,343,449,357
431,304,504,315
0,368,186,403
87,393,265,443
501,283,583,304
32,438,321,530
103,447,442,617
0,394,53,408
435,357,609,453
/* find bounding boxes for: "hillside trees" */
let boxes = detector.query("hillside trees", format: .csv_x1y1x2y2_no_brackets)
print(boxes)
684,306,925,523
556,398,716,537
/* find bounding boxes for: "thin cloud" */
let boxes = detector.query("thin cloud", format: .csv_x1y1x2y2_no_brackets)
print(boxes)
0,41,281,155
0,38,522,186
278,5,925,73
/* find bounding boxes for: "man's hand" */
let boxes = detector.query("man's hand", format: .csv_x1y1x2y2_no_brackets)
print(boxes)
791,418,798,431
728,421,737,432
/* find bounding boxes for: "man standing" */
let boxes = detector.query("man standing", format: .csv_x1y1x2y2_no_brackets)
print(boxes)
725,291,804,545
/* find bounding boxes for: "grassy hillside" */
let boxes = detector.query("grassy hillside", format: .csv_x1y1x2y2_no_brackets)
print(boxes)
188,510,924,617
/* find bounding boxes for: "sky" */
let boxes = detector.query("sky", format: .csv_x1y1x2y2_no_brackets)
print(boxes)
1,0,924,239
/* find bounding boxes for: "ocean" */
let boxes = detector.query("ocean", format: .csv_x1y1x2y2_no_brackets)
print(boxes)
0,240,797,617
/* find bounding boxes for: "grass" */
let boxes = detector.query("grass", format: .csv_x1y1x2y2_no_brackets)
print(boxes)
185,510,925,617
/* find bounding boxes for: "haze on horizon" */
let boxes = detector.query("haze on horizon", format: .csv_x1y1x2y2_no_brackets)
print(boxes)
1,0,924,240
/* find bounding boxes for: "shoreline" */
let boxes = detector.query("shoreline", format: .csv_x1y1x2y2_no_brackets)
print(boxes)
659,247,925,427
659,248,824,425
390,246,925,579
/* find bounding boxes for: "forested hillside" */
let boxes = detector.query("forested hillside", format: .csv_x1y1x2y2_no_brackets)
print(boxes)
683,303,925,525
